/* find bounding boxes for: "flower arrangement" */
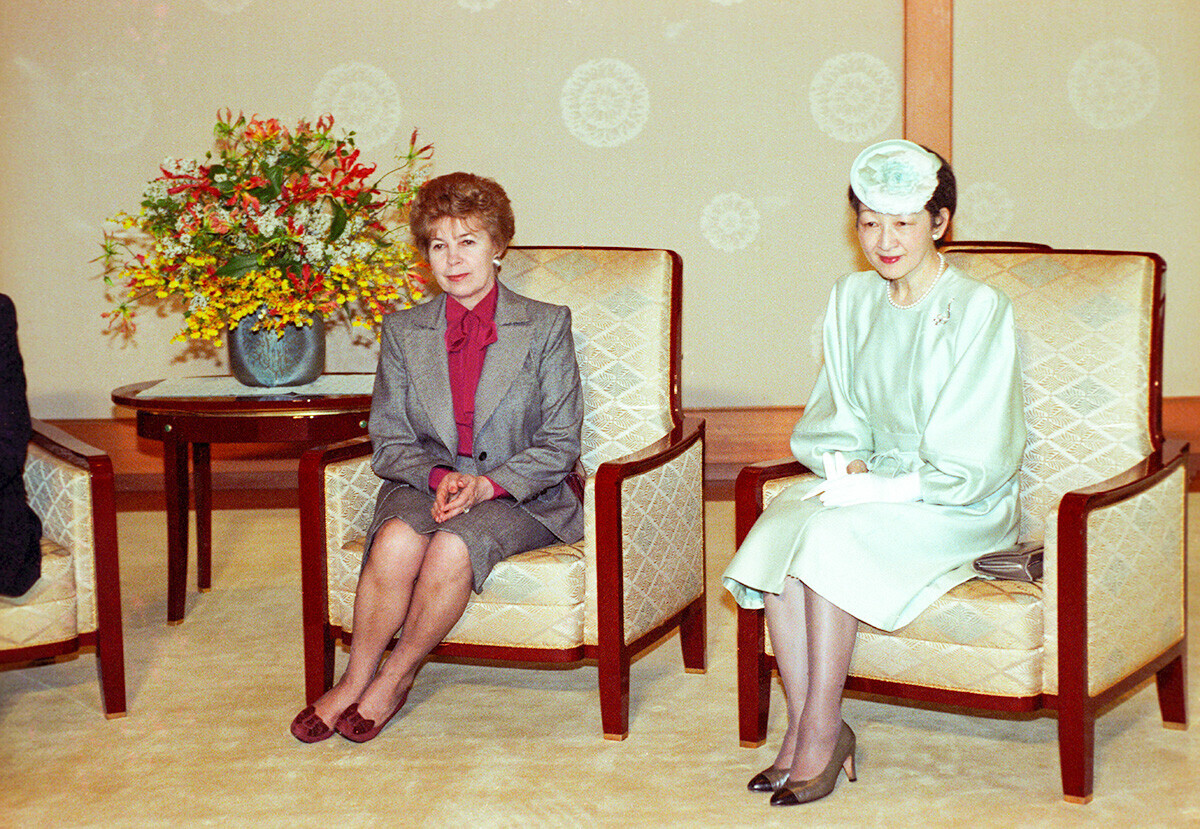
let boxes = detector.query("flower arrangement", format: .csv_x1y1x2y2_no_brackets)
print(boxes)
98,110,433,345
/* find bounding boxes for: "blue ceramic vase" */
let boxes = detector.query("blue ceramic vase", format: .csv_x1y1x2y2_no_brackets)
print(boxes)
227,313,325,387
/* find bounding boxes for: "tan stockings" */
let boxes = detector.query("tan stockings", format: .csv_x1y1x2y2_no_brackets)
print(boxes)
310,518,474,726
763,576,859,781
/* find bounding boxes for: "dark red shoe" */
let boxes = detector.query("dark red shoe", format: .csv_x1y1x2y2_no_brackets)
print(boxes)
290,705,337,743
334,689,410,743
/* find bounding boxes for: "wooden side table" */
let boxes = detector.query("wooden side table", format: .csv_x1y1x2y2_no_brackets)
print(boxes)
112,377,372,623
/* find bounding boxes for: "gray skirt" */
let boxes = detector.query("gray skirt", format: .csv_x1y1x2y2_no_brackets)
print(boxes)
366,481,557,593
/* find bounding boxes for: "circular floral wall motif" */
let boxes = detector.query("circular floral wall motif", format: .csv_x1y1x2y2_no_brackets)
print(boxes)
561,59,650,147
958,181,1015,237
700,192,760,251
809,52,899,143
1068,39,1159,130
66,66,151,154
312,62,402,149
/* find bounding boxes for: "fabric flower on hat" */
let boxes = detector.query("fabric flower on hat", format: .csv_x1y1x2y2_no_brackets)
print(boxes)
850,139,941,215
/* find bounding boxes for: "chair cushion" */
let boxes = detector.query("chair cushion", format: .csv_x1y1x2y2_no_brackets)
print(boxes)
0,538,78,650
767,577,1045,697
867,578,1044,648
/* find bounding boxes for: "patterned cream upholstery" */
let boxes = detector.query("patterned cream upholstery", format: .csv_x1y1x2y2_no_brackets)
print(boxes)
303,247,706,739
737,246,1188,802
1,421,126,717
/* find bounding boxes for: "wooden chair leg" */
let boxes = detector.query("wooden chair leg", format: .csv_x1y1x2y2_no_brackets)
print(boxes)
97,626,127,718
1058,703,1096,804
599,644,630,741
1156,652,1187,727
92,479,127,718
737,606,769,747
679,595,706,673
303,622,335,705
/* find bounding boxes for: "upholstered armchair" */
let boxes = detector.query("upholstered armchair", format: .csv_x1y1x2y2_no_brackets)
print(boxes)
735,244,1188,803
1,419,126,717
300,247,706,739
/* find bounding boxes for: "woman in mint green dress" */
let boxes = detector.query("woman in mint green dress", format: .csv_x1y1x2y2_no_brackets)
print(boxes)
723,140,1024,807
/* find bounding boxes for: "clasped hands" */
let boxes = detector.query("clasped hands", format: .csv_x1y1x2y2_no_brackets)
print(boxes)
432,471,495,523
802,451,920,506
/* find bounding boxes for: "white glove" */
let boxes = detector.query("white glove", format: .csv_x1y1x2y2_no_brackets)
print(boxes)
819,470,921,506
802,451,850,500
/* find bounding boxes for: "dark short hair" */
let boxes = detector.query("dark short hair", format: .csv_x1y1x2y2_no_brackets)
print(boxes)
847,146,956,239
409,172,515,255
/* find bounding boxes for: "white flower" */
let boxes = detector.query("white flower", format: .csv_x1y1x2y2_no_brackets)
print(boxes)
142,180,169,202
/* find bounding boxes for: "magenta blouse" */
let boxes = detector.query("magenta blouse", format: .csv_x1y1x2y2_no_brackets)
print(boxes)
428,283,508,499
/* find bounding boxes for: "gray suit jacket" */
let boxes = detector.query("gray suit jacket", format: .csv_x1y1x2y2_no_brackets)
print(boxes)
369,282,584,542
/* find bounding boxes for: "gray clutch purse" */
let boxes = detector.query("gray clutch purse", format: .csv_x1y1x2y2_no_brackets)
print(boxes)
973,541,1044,582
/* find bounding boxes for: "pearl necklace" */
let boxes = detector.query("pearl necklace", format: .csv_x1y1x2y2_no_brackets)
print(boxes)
887,252,946,310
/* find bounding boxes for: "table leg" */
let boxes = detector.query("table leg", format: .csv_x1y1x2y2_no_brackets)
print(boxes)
193,442,212,592
163,438,190,624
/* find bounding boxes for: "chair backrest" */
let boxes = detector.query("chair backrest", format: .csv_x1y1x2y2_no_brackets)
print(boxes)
945,245,1164,540
503,247,683,474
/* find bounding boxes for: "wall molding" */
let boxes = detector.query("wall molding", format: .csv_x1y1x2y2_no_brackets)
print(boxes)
49,397,1200,507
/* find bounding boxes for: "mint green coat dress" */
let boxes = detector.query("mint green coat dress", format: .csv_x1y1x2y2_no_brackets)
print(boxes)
722,266,1025,631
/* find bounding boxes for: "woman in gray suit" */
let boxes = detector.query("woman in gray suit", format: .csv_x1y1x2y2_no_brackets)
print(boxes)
291,172,584,743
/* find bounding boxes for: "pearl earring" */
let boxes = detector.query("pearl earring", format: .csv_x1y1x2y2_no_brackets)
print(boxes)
492,258,502,270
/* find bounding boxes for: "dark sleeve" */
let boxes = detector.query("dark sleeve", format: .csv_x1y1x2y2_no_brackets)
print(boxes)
0,294,42,596
0,296,32,489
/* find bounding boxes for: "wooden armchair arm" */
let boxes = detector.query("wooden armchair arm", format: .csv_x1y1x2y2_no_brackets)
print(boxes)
298,434,375,695
1057,440,1188,663
30,418,114,475
1054,439,1189,797
298,435,376,588
593,415,705,485
26,418,125,715
593,415,706,644
734,458,812,546
27,417,119,585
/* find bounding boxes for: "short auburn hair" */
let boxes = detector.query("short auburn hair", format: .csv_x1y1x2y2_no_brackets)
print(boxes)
409,172,515,256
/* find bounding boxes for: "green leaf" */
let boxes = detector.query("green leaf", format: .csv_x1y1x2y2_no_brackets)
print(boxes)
328,199,347,242
265,165,284,198
214,254,261,278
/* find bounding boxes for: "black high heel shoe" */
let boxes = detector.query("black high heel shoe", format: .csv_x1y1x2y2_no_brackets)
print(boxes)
770,722,856,807
746,766,790,792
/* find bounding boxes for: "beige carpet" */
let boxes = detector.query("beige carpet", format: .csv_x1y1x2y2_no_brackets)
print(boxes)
2,498,1198,827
